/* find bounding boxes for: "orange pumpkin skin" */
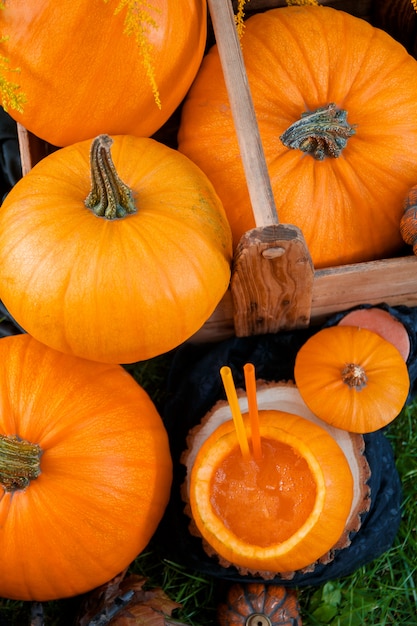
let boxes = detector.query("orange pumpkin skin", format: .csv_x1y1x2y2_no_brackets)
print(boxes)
178,6,417,268
0,333,172,601
0,0,206,146
0,135,232,364
294,326,410,433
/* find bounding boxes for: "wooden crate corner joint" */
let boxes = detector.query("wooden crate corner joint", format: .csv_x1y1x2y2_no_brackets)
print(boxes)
230,223,315,336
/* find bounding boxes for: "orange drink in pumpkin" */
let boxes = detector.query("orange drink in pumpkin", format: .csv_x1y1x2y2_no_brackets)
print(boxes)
186,410,354,576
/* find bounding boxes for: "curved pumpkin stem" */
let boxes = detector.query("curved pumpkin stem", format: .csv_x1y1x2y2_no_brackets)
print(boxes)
280,103,355,160
85,134,137,220
0,434,42,492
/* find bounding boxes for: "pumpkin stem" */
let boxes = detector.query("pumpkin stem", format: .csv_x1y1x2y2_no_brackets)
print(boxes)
0,434,42,492
341,362,368,390
85,134,137,219
280,103,356,160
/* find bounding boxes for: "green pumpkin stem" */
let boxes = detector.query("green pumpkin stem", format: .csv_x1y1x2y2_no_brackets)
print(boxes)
85,134,137,219
0,434,42,492
280,103,356,160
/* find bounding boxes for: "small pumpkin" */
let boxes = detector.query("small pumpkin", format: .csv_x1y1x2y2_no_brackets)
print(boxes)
217,583,302,626
0,333,172,601
294,325,410,433
0,134,232,364
178,6,417,268
186,410,353,576
0,0,207,146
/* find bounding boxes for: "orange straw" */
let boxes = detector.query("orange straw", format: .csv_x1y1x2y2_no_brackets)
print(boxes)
243,363,263,460
220,366,251,462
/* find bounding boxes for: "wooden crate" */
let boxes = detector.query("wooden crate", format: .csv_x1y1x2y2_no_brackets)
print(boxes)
16,0,417,344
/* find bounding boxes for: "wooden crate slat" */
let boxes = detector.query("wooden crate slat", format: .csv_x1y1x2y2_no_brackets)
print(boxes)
192,254,417,342
311,255,417,321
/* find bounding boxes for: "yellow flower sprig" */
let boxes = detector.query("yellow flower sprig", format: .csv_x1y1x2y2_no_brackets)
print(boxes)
235,0,247,38
235,0,320,37
286,0,319,5
0,0,25,113
412,0,417,13
105,0,161,109
0,38,27,113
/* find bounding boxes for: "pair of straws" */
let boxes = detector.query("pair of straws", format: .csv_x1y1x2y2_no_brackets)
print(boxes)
220,364,262,462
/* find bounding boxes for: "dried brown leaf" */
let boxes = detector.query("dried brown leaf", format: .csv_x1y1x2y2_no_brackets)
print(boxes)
110,577,181,625
77,572,182,626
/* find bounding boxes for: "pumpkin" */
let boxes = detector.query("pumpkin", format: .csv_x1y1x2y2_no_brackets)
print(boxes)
178,6,417,268
294,325,410,433
0,0,206,146
0,333,172,601
0,134,233,364
217,583,302,626
186,410,353,576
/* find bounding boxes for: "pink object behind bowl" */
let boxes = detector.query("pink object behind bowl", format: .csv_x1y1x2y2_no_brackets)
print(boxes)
337,308,410,361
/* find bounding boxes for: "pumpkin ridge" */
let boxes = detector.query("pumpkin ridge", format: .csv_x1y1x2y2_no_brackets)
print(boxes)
258,7,327,104
249,7,325,106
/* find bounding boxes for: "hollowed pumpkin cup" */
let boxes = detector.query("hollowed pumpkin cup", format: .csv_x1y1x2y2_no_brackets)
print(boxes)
186,409,354,577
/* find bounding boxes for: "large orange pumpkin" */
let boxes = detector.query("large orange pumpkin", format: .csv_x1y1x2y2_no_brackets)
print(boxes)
178,6,417,268
0,333,172,601
0,134,232,364
0,0,206,146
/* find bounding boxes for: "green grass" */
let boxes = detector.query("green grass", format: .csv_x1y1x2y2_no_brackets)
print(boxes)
0,356,416,625
297,400,417,625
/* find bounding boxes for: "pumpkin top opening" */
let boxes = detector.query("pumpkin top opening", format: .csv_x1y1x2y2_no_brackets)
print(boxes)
85,134,137,220
0,433,42,492
280,103,356,160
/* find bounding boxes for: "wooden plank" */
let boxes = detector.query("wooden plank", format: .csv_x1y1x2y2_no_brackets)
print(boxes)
192,254,417,343
311,255,417,322
17,124,52,176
